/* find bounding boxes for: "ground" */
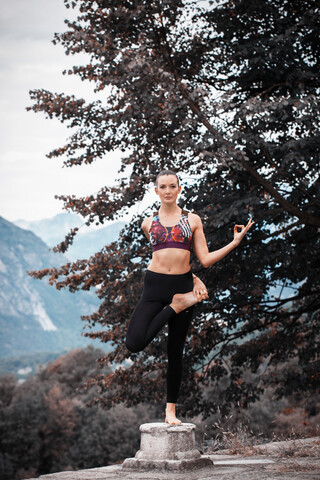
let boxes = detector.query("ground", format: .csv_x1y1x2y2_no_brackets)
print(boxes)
25,436,320,480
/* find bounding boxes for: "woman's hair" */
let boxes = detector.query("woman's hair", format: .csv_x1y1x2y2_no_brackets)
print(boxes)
155,169,180,186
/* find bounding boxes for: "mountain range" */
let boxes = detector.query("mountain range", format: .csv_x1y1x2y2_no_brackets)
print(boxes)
15,213,125,261
0,214,123,366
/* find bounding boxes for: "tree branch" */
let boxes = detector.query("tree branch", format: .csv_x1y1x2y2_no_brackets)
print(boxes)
157,32,320,227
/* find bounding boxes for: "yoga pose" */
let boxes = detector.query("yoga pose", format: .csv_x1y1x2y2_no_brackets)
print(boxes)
125,169,254,425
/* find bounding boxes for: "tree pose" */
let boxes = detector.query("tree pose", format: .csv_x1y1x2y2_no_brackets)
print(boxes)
125,169,254,425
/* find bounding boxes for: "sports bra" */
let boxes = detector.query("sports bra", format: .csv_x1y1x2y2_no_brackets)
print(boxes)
149,210,192,252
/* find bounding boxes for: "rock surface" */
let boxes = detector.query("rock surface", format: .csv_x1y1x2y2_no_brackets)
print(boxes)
24,432,320,480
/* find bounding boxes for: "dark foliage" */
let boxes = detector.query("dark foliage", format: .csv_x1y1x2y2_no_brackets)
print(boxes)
0,350,318,479
27,0,320,417
0,347,158,480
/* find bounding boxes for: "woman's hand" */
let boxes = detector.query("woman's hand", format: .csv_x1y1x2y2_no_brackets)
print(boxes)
193,275,209,301
233,218,255,246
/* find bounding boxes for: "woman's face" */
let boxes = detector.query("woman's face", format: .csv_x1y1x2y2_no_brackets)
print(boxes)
155,174,181,204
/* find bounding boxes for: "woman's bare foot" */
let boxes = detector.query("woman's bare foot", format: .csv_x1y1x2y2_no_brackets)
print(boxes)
170,291,199,314
165,403,182,425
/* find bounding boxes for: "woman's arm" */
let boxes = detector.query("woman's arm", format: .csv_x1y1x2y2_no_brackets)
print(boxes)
141,216,153,240
191,214,254,269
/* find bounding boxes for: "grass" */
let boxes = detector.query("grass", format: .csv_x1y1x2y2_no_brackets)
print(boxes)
200,414,271,455
200,413,320,459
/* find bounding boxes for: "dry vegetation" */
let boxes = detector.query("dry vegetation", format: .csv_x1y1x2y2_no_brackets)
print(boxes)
196,402,320,458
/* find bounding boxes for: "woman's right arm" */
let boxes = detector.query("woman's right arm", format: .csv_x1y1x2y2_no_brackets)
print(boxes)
141,216,152,240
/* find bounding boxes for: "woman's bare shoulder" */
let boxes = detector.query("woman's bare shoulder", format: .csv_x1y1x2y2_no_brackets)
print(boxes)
188,211,203,228
141,214,154,233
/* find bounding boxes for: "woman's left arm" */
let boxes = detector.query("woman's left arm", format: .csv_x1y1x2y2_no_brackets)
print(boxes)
191,214,255,269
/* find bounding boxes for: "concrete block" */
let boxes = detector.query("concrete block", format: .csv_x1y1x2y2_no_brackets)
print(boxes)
122,422,214,471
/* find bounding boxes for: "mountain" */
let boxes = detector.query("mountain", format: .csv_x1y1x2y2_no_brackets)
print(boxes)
14,213,126,261
14,213,82,248
0,216,107,359
65,222,126,260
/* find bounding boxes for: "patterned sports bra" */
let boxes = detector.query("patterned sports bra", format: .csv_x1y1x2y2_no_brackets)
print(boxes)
149,210,192,252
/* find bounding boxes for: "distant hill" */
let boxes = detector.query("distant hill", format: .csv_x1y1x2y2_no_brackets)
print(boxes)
14,212,83,247
0,350,69,380
14,213,126,261
0,216,110,360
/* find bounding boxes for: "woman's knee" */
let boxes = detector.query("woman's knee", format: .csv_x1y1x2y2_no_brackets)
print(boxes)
125,336,144,353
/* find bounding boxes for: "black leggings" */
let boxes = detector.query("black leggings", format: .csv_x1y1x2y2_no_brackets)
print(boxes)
125,269,194,403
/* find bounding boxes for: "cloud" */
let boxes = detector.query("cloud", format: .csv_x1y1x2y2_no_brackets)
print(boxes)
0,0,68,41
0,0,122,222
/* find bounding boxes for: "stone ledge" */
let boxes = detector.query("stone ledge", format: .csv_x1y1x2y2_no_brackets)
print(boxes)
122,456,213,472
213,435,320,456
25,458,320,480
209,457,274,466
24,436,320,480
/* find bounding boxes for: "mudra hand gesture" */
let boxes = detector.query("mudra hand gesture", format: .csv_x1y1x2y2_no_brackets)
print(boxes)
233,218,255,245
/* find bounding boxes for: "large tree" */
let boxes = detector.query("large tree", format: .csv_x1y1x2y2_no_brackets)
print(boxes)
28,0,320,417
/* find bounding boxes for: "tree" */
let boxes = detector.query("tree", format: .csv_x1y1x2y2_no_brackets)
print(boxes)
28,0,320,417
0,347,158,479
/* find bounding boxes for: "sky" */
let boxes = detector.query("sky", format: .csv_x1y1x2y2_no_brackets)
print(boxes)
0,0,135,223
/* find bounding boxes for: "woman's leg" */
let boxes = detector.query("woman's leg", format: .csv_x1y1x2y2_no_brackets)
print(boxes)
125,296,175,353
166,306,194,403
165,306,194,424
125,269,198,353
164,271,195,424
125,269,197,423
125,270,179,353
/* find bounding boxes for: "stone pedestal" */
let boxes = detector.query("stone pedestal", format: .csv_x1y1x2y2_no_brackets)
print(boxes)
122,422,213,471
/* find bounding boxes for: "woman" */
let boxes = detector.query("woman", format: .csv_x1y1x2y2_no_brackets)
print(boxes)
125,169,254,425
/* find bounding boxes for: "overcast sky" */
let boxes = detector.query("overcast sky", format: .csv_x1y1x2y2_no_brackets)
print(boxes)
0,0,132,223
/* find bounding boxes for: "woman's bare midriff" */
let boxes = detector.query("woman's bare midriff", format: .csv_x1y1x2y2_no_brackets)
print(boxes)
147,249,191,275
